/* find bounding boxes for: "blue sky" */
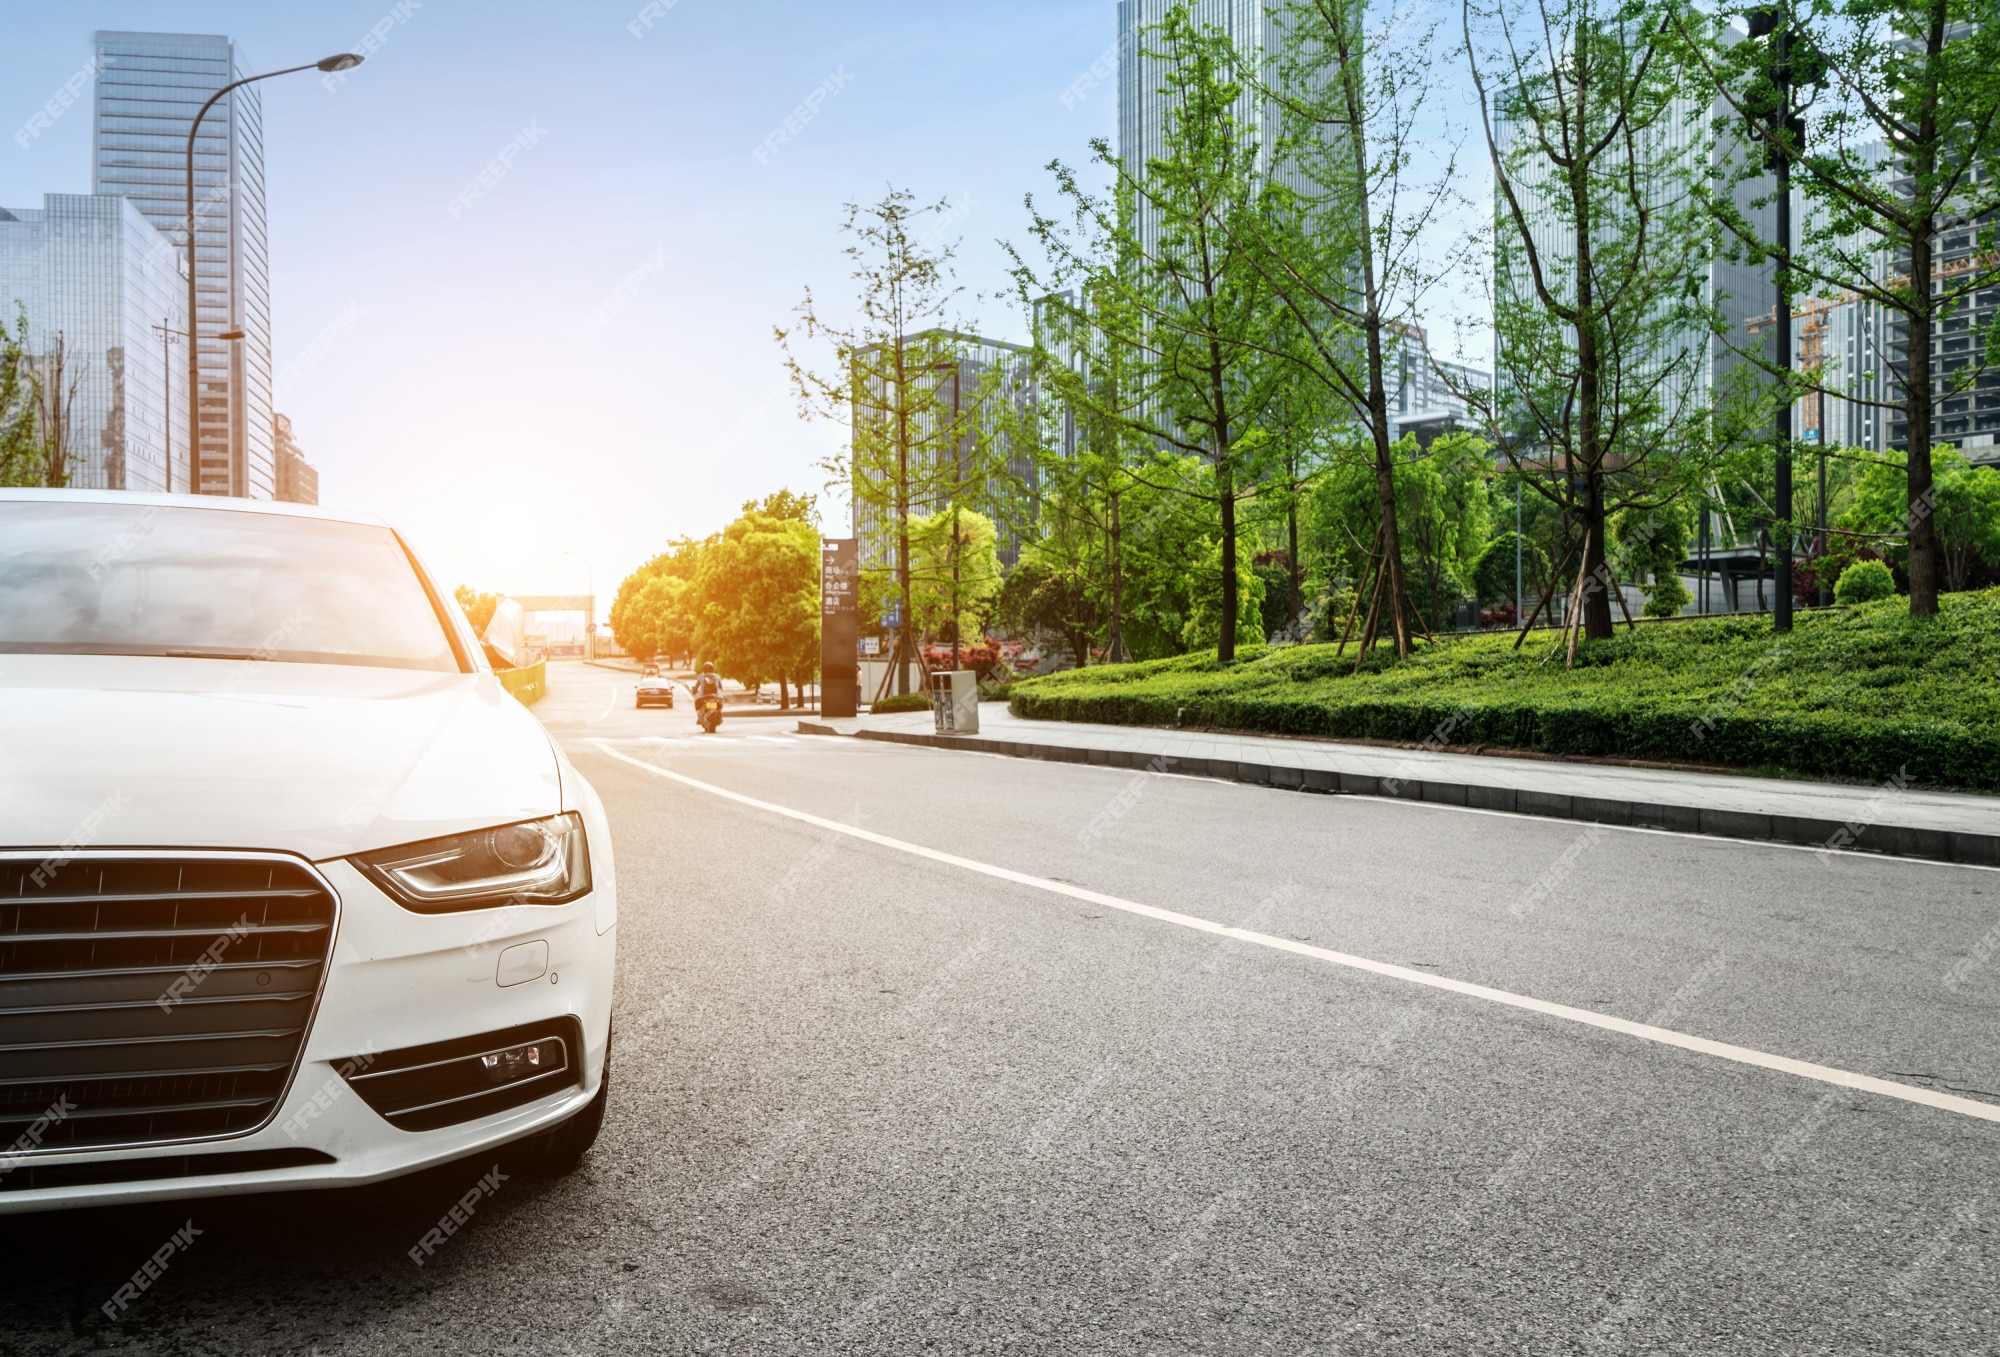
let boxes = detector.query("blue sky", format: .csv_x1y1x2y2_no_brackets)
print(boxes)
1,0,1125,596
5,1,1491,599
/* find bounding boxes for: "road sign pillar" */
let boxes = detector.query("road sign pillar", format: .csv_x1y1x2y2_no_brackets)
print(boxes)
821,538,858,718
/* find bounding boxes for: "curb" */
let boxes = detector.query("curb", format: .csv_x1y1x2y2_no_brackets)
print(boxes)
793,723,2000,869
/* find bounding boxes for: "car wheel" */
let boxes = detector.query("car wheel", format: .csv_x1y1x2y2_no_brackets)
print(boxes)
505,1037,610,1176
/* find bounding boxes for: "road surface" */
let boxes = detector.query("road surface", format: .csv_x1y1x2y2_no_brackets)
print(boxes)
4,661,1996,1354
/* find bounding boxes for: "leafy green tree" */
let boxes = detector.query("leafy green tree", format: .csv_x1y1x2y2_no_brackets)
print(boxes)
1181,532,1266,651
1467,0,1728,640
1613,500,1696,617
610,537,707,660
1676,0,2000,618
691,511,821,708
780,189,1013,694
1308,432,1493,632
995,549,1103,670
0,306,38,487
907,507,1002,656
1841,448,2000,592
1236,0,1471,656
1011,4,1292,662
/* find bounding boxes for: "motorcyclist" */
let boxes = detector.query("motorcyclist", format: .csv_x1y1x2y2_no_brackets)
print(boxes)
693,662,722,700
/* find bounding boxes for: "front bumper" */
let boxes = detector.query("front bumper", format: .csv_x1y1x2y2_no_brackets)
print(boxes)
0,862,615,1215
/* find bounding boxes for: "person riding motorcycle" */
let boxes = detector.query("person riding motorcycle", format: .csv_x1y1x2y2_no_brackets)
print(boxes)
692,662,725,731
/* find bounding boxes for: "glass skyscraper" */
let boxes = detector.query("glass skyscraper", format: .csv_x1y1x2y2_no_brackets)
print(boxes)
0,194,188,491
92,31,273,499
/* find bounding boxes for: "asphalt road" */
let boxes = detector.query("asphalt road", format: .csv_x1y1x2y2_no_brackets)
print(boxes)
3,661,1997,1355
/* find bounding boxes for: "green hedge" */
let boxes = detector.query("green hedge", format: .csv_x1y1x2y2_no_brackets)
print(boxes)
872,692,932,714
1009,590,2000,788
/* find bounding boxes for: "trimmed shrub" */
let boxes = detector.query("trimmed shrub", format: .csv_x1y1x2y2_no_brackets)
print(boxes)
872,692,931,714
1835,558,1896,605
1008,588,2000,786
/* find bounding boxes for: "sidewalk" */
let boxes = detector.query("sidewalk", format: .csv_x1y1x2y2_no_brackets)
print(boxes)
798,706,2000,867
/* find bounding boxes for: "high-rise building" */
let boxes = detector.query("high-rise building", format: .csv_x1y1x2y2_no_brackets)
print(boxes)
272,411,318,504
850,331,1038,571
1117,0,1294,260
0,193,187,491
93,31,274,499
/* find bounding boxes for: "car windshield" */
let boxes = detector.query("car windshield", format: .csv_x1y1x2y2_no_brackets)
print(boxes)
0,501,461,672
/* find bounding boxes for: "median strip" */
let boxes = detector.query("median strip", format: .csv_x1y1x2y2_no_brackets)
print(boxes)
589,739,2000,1128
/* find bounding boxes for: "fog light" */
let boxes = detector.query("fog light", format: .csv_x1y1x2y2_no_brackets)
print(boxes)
480,1042,546,1084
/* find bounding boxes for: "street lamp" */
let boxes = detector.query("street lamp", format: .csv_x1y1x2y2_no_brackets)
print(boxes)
1743,5,1824,628
185,53,362,497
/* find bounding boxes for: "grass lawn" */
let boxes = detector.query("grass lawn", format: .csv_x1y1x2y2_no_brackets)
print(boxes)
1008,588,2000,790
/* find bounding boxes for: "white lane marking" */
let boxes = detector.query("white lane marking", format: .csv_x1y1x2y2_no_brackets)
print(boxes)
588,740,2000,1128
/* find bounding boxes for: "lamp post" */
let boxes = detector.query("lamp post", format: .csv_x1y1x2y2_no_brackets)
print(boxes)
558,550,595,661
1745,5,1822,629
184,53,361,497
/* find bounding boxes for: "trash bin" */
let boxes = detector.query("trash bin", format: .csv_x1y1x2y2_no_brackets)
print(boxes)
928,669,979,735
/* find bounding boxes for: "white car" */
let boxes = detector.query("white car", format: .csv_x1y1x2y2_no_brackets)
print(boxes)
0,490,614,1214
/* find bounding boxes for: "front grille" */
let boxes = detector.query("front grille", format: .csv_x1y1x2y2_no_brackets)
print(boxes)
0,854,337,1157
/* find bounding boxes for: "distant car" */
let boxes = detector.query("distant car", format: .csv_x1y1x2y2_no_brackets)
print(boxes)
635,675,674,709
0,489,616,1216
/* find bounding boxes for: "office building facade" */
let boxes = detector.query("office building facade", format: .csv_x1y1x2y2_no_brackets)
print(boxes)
850,331,1038,573
0,193,187,491
272,411,319,504
93,30,274,499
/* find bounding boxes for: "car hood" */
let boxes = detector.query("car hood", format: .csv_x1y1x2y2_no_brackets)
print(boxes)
0,656,561,861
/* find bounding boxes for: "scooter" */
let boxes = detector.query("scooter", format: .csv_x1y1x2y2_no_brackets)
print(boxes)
696,693,723,734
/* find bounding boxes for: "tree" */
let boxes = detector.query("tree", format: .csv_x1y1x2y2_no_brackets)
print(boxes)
1841,446,2000,591
1676,0,2000,617
0,306,39,487
745,488,819,523
907,507,1002,653
453,587,502,636
1236,0,1471,657
1467,0,1729,641
610,537,707,660
779,188,997,695
995,549,1104,669
1012,5,1292,662
1613,499,1696,615
28,329,81,488
690,511,821,709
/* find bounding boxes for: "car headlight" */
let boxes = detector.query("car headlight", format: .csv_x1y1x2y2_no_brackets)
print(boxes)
353,813,591,912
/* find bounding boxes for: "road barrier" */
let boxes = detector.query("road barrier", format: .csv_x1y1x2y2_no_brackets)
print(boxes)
496,658,547,706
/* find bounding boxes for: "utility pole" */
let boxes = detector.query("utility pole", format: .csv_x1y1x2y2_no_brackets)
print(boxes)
151,319,179,493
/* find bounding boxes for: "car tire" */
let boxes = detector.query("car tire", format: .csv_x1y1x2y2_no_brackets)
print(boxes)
505,1036,610,1177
